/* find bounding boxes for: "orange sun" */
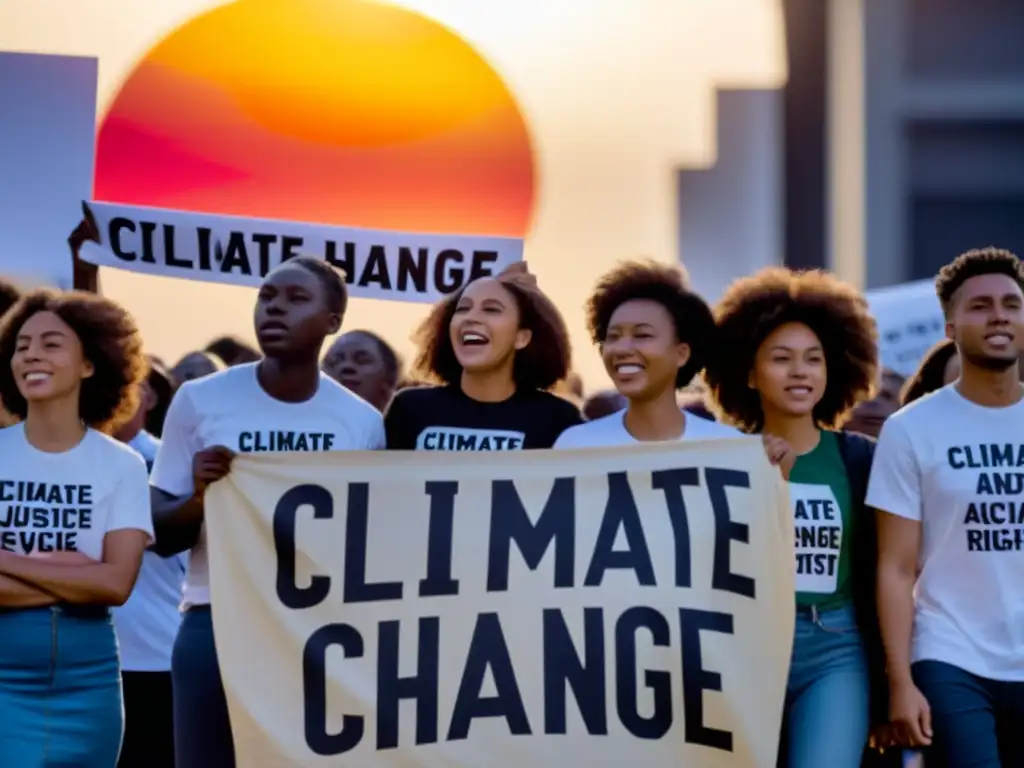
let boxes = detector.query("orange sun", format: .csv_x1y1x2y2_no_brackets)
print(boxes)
94,0,536,238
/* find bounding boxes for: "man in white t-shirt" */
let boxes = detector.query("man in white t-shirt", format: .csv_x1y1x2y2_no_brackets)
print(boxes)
149,257,385,768
868,247,1024,767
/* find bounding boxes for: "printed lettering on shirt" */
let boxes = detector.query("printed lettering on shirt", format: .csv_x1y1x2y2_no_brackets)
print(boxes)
416,426,526,451
947,442,1024,553
789,482,842,593
0,479,94,553
238,431,336,452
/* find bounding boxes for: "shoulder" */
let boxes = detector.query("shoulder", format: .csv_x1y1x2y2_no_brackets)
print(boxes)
0,422,22,446
387,385,453,415
889,386,951,427
554,412,621,448
88,430,149,473
685,413,744,439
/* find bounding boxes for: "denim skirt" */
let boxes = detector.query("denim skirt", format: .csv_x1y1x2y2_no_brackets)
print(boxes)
0,605,123,767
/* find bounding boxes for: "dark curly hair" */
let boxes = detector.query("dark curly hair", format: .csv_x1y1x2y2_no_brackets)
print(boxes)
585,260,714,389
705,267,879,432
412,274,571,391
936,247,1024,316
204,335,261,366
900,338,957,406
343,329,402,388
0,279,21,319
0,290,147,432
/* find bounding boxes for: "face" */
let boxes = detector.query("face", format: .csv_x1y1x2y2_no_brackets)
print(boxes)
322,332,393,409
844,368,903,438
172,352,219,384
254,263,340,358
751,322,826,420
449,279,531,374
601,299,688,401
948,273,1024,372
114,379,156,442
11,311,93,407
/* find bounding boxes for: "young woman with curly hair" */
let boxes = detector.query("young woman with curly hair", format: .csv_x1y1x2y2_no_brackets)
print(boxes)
554,260,740,447
899,338,959,406
0,289,153,765
704,267,886,768
385,264,582,450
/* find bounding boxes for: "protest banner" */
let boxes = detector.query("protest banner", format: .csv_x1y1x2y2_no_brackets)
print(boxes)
205,438,794,767
79,201,523,302
865,279,945,376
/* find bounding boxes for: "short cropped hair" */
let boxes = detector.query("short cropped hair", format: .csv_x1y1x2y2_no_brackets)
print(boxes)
585,260,715,389
204,335,261,365
900,338,957,406
0,290,147,431
413,276,571,391
291,256,348,317
935,247,1024,316
706,267,879,432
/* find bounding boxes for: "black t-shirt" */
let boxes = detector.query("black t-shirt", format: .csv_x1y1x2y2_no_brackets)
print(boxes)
384,385,583,450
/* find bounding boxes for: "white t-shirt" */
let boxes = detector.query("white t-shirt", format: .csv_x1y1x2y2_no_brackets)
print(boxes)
554,409,742,448
867,384,1024,681
0,423,152,559
113,431,188,672
151,363,385,607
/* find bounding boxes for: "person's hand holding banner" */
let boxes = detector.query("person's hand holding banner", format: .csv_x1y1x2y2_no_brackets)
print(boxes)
205,438,794,767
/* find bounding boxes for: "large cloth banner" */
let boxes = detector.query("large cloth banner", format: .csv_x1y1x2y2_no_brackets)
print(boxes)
78,201,523,302
205,439,794,767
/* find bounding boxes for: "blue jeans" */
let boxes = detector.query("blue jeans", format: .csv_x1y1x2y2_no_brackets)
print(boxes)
913,660,1024,768
778,603,870,768
0,605,123,767
171,606,235,768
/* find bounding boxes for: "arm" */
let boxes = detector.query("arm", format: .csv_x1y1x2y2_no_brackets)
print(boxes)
0,573,57,608
149,384,202,554
0,530,149,605
150,487,203,556
876,512,921,689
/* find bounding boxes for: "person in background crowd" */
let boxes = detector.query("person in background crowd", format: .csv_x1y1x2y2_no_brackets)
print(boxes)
385,264,582,450
0,289,152,765
869,248,1024,767
204,335,261,367
112,366,186,768
145,356,175,439
149,257,384,768
555,260,739,447
704,267,885,768
678,389,717,421
564,371,584,400
321,329,401,412
899,338,959,407
582,389,627,421
844,367,905,438
170,350,224,384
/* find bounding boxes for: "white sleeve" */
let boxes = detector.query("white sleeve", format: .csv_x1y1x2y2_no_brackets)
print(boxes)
366,412,386,450
866,417,923,521
107,450,155,544
552,426,581,449
150,386,201,497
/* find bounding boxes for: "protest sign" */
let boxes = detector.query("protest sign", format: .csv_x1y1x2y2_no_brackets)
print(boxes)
205,438,794,767
79,202,522,302
865,279,945,376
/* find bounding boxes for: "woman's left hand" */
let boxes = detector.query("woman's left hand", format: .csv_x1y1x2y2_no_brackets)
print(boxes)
762,433,796,480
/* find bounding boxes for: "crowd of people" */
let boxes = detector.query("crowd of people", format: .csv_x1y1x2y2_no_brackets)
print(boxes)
0,245,1020,768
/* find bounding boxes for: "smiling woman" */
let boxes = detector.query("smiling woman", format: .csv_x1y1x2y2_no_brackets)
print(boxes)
0,289,153,765
383,264,582,451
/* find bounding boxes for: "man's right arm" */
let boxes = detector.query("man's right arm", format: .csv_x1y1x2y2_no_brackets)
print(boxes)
148,385,202,556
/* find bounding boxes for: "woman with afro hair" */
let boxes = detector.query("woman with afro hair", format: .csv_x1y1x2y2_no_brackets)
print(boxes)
385,264,582,450
554,259,741,446
0,289,153,765
704,267,888,767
